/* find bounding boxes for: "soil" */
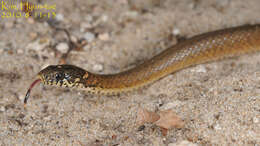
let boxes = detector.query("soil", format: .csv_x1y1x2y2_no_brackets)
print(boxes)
0,0,259,145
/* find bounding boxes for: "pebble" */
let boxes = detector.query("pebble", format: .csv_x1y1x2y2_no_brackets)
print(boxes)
56,42,69,53
17,49,24,54
168,140,198,146
80,23,93,32
83,32,95,42
85,15,93,22
93,64,103,72
123,11,138,18
50,52,55,57
217,0,230,7
98,33,110,41
118,0,128,4
252,117,259,123
93,15,109,26
55,13,64,21
27,18,35,24
18,94,24,101
213,123,222,130
101,15,108,22
70,35,78,43
0,106,5,112
27,38,49,51
43,115,52,121
29,32,38,40
39,38,49,44
247,130,256,137
160,101,183,110
188,2,195,9
172,28,180,35
190,65,207,73
5,21,14,28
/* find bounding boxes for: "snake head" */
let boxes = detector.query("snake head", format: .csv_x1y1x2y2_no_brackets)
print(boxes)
24,64,89,104
38,65,88,88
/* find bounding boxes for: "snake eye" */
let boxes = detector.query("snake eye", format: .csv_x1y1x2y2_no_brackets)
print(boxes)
55,73,64,81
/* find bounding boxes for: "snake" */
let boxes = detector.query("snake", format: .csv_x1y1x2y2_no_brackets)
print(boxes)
24,24,260,104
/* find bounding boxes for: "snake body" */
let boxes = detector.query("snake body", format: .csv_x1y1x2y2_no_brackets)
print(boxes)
25,24,260,102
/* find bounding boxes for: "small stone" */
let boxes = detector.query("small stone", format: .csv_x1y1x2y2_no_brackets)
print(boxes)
55,13,64,21
27,18,35,24
98,33,110,41
18,94,24,101
56,42,69,53
252,117,259,123
169,140,198,146
80,23,93,32
5,21,14,28
93,64,103,72
160,101,183,110
191,65,207,73
43,115,52,121
217,0,230,7
0,106,5,112
29,32,38,40
188,3,195,9
213,123,222,130
101,15,108,22
83,32,95,42
50,52,55,57
117,0,128,4
123,11,138,18
70,35,78,43
85,15,93,22
172,28,180,35
39,38,49,44
247,130,256,137
17,49,24,54
27,39,49,51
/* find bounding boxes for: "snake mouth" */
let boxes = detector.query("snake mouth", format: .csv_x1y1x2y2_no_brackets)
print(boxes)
37,71,48,85
37,74,45,84
37,72,60,87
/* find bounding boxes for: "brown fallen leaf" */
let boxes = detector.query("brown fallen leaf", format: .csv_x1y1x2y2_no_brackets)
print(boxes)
136,108,160,125
155,109,185,129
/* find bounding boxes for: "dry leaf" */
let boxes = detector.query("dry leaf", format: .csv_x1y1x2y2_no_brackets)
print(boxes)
155,109,184,129
136,108,160,125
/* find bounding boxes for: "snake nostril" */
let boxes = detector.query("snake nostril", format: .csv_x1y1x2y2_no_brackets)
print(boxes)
65,73,70,80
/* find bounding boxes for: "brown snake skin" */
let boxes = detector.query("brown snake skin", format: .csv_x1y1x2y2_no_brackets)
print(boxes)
24,24,260,103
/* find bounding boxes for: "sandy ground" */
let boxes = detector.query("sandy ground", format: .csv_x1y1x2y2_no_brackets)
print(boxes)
0,0,259,145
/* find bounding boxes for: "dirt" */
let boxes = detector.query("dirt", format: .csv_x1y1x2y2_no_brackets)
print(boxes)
0,0,259,145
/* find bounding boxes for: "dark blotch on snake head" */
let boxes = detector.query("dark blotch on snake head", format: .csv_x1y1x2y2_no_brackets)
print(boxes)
38,65,88,87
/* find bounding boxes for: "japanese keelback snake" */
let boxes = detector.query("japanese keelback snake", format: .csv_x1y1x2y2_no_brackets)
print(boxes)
24,24,260,104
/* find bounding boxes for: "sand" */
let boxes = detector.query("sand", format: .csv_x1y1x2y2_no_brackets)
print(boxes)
0,0,259,145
